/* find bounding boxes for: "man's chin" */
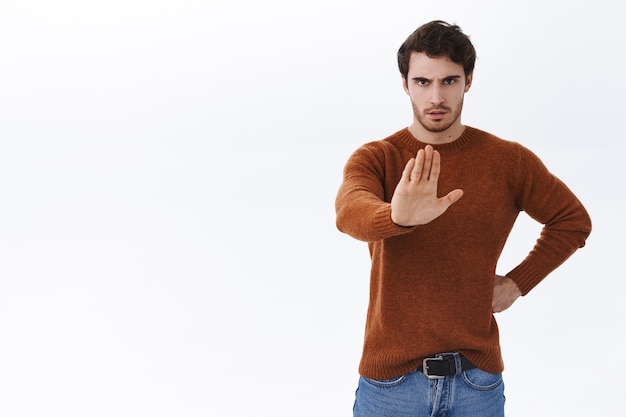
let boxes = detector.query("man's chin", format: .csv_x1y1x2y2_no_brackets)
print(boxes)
422,122,452,133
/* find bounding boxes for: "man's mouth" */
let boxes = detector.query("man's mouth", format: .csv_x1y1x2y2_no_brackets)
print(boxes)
427,109,447,119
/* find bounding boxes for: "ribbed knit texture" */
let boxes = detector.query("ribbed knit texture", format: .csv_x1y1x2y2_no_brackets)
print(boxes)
335,126,591,379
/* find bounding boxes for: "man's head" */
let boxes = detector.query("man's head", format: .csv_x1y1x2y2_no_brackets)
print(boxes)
397,20,476,82
398,21,476,139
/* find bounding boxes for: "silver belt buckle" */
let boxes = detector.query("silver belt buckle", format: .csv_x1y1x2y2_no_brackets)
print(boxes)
422,357,445,379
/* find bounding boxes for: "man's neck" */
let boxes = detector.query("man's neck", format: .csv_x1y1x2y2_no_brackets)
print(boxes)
408,122,466,145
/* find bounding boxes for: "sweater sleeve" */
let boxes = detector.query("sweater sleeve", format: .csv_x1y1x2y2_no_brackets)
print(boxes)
335,144,415,242
506,146,592,295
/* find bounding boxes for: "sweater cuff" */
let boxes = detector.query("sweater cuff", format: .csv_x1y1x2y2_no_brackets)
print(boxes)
372,204,415,239
506,262,544,296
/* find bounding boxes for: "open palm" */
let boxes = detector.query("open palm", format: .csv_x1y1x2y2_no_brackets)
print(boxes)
390,145,464,226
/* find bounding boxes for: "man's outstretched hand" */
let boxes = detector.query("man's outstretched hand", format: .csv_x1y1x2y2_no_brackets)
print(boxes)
390,145,464,227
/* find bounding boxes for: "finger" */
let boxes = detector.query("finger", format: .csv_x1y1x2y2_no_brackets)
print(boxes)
411,148,425,181
492,297,504,313
401,157,416,183
428,149,441,181
493,301,510,314
420,145,434,180
442,189,464,206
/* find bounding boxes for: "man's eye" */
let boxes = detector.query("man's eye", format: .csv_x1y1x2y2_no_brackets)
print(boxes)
416,79,428,86
444,78,456,85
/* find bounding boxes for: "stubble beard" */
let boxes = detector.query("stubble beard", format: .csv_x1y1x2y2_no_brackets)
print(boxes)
412,98,464,133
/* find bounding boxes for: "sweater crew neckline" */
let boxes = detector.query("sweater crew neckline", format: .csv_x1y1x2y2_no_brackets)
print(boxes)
397,126,478,153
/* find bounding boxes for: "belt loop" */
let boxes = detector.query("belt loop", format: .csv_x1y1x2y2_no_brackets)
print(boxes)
453,352,463,376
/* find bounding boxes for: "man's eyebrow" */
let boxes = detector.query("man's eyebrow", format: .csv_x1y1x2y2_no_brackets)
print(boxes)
411,75,463,81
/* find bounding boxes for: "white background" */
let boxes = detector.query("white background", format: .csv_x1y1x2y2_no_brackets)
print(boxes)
0,1,624,416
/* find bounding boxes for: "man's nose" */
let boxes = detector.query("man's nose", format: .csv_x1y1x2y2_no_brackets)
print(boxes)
430,86,444,105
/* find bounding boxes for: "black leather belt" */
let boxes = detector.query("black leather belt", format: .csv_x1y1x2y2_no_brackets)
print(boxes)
418,354,476,379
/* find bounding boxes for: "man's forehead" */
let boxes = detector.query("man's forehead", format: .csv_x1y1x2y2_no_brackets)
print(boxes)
407,52,464,76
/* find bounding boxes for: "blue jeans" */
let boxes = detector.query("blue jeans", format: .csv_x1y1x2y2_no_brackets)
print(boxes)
353,353,505,417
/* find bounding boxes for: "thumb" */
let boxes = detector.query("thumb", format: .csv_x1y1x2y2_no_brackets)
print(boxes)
442,189,464,206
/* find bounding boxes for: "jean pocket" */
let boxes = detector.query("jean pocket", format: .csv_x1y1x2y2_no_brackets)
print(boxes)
362,374,407,388
462,368,503,391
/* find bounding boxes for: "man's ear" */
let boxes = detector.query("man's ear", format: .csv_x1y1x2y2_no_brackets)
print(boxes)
402,77,409,95
464,73,473,92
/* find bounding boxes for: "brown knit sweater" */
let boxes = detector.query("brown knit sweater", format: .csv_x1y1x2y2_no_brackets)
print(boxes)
335,126,591,379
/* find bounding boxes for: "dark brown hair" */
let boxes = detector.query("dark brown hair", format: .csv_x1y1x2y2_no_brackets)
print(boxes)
397,20,476,80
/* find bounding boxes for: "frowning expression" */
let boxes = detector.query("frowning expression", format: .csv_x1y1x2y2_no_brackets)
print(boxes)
403,52,472,133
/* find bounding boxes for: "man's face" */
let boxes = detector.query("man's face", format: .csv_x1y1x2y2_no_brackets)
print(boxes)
403,52,472,133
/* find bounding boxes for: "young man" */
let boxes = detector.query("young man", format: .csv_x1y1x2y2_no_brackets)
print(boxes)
335,20,592,417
